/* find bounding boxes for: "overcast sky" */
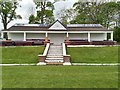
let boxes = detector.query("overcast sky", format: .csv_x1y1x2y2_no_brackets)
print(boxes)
0,0,77,30
0,0,119,30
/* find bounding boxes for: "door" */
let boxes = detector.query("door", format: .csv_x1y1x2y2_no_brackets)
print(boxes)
48,33,66,45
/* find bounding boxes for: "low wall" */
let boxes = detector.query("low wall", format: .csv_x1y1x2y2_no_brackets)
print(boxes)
0,40,45,46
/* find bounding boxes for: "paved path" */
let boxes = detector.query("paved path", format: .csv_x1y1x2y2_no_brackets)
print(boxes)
72,63,120,66
0,63,119,66
0,64,35,66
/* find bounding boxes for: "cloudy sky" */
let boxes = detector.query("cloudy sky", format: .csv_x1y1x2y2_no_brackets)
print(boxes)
0,0,119,30
0,0,78,30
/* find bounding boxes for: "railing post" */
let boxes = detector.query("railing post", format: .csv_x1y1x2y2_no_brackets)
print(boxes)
64,32,70,45
38,55,46,62
44,32,49,45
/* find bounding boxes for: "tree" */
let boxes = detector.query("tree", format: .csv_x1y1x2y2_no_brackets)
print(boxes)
31,0,66,24
100,2,119,28
72,1,119,28
0,0,18,29
29,14,40,24
113,27,120,42
57,8,75,24
29,15,35,24
35,1,54,24
117,1,120,27
72,1,91,24
0,0,18,39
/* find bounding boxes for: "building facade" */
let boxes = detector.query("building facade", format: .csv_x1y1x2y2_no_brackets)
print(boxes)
1,20,113,45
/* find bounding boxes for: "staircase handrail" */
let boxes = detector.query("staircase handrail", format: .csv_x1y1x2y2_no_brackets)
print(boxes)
43,43,50,56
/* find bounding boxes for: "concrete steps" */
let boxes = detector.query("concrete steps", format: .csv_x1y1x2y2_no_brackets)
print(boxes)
46,62,63,65
46,57,63,60
47,54,63,56
45,44,64,64
46,56,63,58
45,60,63,62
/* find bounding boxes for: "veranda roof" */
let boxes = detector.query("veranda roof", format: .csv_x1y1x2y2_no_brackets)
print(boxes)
3,24,112,31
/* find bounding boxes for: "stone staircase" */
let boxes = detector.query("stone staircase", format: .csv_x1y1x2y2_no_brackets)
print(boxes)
45,44,64,65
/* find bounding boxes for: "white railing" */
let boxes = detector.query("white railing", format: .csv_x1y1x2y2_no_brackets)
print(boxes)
38,43,50,57
43,43,50,56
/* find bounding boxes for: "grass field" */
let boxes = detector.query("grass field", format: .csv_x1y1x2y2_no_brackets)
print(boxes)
1,46,44,64
1,46,118,88
67,46,118,63
1,46,119,64
2,66,118,88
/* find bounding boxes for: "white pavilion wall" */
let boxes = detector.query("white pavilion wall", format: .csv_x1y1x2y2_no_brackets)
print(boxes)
69,33,88,40
26,33,45,39
9,32,107,42
90,33,106,41
10,33,24,41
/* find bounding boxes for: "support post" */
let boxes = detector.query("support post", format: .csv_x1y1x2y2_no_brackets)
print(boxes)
45,32,48,41
7,32,11,40
66,32,69,41
24,32,26,41
1,32,3,38
111,32,113,41
67,32,69,37
88,32,90,42
44,32,49,45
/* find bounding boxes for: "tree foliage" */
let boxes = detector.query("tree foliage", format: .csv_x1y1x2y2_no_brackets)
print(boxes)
29,14,40,24
35,1,55,24
101,2,119,28
0,0,18,29
0,0,19,39
117,1,120,27
72,1,119,28
57,8,75,24
113,27,120,42
32,0,66,24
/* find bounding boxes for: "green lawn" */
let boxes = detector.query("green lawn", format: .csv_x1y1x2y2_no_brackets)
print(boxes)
1,46,44,64
1,46,119,64
2,66,118,88
67,46,118,63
